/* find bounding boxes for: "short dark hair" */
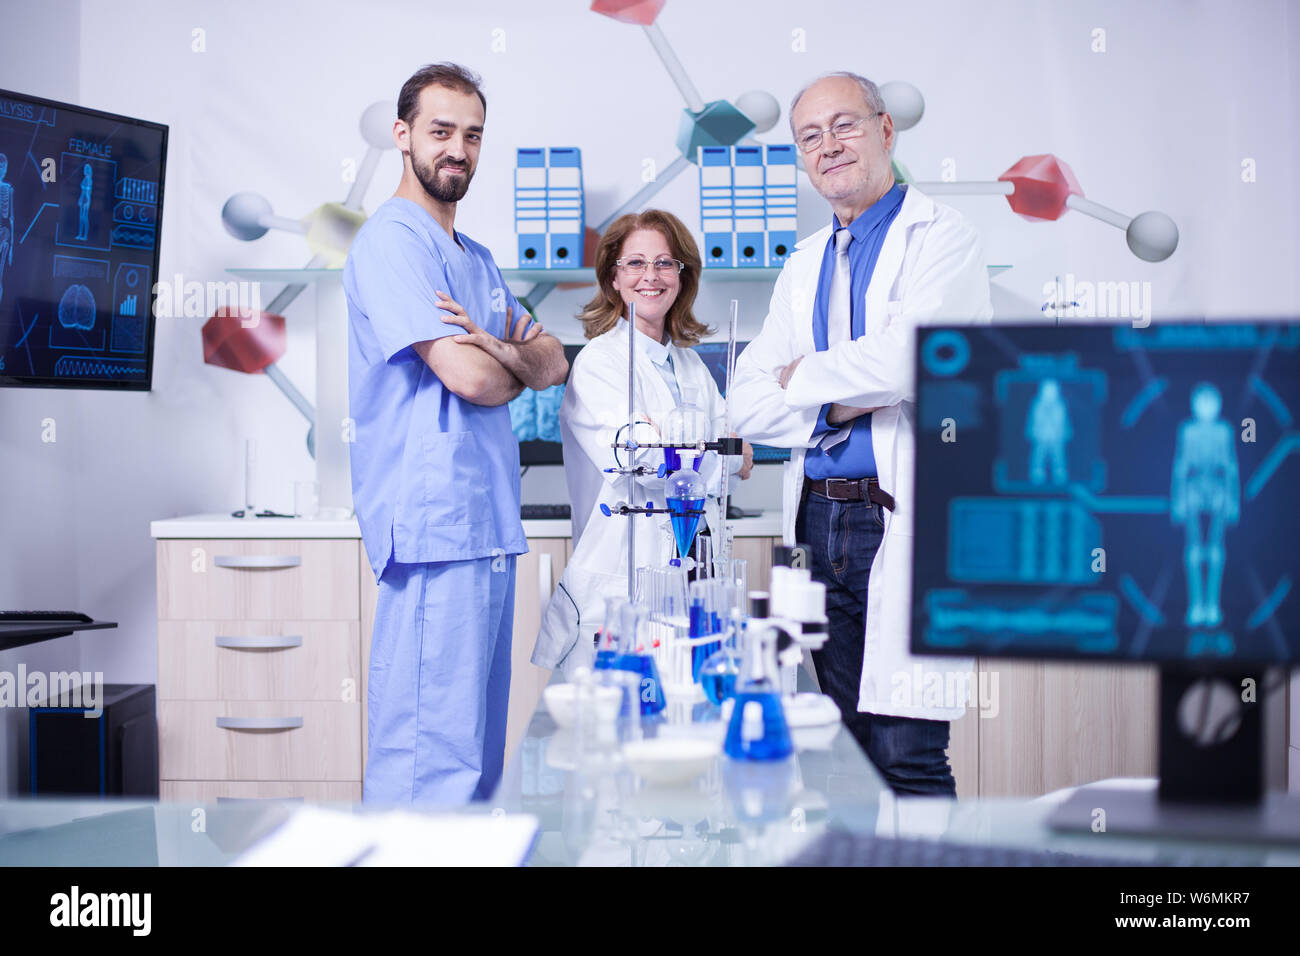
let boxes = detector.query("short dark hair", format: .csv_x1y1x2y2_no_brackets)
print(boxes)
397,63,486,126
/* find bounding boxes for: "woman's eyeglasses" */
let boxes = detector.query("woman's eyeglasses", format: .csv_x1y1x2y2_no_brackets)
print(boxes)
616,256,685,275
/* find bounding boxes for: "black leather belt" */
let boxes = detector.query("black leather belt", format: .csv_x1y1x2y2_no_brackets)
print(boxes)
807,477,895,511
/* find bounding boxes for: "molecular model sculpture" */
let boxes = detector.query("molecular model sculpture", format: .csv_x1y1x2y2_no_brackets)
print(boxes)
206,101,398,455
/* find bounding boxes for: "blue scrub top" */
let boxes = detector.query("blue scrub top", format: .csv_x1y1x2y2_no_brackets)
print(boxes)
345,196,528,581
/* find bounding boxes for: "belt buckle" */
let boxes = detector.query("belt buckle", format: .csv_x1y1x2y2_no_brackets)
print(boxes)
825,478,857,501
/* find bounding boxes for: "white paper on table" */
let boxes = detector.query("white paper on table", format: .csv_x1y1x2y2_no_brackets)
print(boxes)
232,807,540,867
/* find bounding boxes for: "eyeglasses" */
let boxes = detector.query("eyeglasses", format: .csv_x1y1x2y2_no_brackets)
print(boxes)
616,256,685,276
796,112,884,154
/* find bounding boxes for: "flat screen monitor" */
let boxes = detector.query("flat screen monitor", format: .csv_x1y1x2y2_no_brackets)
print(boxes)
0,89,167,390
513,344,582,466
511,340,793,466
911,321,1300,666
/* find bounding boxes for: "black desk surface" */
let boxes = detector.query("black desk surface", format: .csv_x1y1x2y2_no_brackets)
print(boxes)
0,620,117,653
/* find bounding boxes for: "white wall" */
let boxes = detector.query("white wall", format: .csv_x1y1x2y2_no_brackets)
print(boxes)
0,0,1296,793
0,0,83,794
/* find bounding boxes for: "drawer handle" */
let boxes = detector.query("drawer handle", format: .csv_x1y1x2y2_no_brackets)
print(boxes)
214,635,303,649
215,716,303,731
213,555,303,569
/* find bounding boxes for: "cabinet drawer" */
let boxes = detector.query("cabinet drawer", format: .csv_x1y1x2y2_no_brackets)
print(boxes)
161,780,362,802
156,539,359,621
158,620,359,701
159,701,361,781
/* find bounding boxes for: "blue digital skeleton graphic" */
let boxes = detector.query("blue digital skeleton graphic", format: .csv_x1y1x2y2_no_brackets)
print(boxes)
1026,377,1072,486
0,154,13,306
75,163,93,241
1171,383,1240,627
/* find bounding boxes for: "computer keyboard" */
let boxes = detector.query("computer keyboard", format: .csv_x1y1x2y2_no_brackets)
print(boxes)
520,503,571,520
0,610,93,623
786,830,1131,867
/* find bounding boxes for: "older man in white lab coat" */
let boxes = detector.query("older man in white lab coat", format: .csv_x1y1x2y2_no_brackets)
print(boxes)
730,71,992,795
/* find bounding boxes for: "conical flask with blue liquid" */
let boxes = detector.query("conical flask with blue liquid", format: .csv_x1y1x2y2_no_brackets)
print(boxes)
593,596,623,671
611,603,667,716
724,594,793,761
699,612,743,705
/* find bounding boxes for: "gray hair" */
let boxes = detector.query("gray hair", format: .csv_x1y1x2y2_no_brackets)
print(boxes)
789,71,886,134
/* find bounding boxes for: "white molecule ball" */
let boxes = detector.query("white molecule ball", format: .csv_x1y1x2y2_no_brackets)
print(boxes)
360,100,398,149
221,191,273,241
879,81,924,131
735,90,781,133
1126,210,1179,262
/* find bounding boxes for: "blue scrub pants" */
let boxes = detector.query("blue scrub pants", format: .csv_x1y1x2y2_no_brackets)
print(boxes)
364,555,516,805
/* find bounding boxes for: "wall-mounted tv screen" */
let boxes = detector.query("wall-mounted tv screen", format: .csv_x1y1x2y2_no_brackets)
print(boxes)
511,341,791,466
0,89,167,390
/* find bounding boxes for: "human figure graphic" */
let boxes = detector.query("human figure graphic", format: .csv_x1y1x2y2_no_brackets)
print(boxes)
1026,378,1071,485
1170,383,1240,628
0,154,13,306
76,163,92,240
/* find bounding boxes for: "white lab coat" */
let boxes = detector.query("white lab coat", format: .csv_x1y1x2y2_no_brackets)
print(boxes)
730,185,993,721
531,320,731,671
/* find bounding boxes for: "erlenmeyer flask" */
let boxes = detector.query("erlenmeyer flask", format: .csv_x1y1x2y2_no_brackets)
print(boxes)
611,603,667,716
724,596,793,761
699,606,743,705
593,596,624,671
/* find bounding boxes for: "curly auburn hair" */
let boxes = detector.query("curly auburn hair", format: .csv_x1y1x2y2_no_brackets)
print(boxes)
576,209,713,346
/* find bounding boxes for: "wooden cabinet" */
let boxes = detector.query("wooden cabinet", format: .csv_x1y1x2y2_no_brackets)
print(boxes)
156,538,364,800
157,529,1174,801
504,539,568,761
946,661,1158,798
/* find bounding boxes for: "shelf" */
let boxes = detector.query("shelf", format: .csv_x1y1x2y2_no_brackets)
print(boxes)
501,267,785,283
503,265,1010,284
227,268,343,283
230,264,1011,285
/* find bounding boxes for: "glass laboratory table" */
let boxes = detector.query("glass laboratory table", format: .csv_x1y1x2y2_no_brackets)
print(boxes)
491,696,1300,867
2,705,1297,866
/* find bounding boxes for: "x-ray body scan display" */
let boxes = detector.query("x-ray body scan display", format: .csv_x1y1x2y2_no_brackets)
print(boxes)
913,323,1300,664
0,89,167,390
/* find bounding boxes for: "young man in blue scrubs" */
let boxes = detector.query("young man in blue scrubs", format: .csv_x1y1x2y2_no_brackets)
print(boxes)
345,63,569,805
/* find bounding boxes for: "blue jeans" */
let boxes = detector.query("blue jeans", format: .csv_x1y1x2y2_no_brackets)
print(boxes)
797,490,956,797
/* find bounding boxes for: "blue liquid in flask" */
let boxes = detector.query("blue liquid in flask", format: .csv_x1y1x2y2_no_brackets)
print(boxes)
666,496,704,559
613,653,667,716
688,601,721,682
701,669,737,706
724,691,793,761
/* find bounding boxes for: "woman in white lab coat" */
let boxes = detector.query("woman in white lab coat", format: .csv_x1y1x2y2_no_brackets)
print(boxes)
531,210,753,672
